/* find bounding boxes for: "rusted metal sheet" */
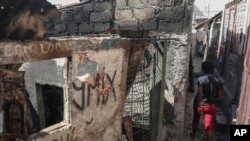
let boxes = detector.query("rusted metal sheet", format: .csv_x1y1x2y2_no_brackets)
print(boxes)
0,37,130,65
122,116,133,141
223,0,246,53
237,27,250,124
0,69,28,139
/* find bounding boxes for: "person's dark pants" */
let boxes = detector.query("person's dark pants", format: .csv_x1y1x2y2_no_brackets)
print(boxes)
191,104,200,136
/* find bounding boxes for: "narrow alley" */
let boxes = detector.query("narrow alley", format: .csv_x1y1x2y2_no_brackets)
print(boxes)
183,56,229,141
1,0,250,140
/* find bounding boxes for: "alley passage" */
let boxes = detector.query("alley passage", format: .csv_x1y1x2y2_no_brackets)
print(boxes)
183,56,229,141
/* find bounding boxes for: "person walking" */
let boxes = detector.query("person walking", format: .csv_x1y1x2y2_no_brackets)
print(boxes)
195,41,205,57
190,61,222,141
189,72,204,139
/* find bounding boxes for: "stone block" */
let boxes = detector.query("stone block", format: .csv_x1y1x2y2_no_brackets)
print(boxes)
139,20,157,30
73,5,83,13
148,0,158,5
157,0,184,7
182,6,193,32
54,22,66,32
67,23,78,32
94,22,110,33
74,13,83,21
61,12,73,21
115,9,133,20
82,2,94,12
116,0,127,8
128,0,157,7
94,1,111,12
158,7,184,20
158,20,182,33
79,22,93,33
134,8,155,20
90,11,112,22
114,20,138,31
78,12,90,22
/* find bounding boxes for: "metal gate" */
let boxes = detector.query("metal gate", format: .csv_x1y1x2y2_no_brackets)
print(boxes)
123,40,165,141
237,27,250,124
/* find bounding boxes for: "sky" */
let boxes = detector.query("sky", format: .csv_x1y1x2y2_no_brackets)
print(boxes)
194,0,232,18
47,0,232,17
47,0,80,6
47,0,232,11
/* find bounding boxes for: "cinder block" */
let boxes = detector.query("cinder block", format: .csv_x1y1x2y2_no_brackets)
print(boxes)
54,23,66,31
157,0,183,7
134,8,155,20
116,0,127,9
82,2,94,12
79,22,93,33
73,5,83,13
139,20,157,30
115,9,134,20
94,22,110,33
128,0,157,7
114,20,138,30
158,7,184,20
61,12,73,21
158,20,183,33
90,11,112,22
74,14,83,21
67,23,78,32
94,1,111,12
78,12,90,22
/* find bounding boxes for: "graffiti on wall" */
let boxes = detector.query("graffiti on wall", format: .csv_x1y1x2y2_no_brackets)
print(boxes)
0,39,101,64
52,127,84,141
100,39,121,50
72,58,117,111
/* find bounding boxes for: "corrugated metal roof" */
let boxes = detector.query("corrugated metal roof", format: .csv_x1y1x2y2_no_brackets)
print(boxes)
194,11,222,30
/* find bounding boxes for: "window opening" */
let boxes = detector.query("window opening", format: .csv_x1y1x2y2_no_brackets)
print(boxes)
36,84,64,129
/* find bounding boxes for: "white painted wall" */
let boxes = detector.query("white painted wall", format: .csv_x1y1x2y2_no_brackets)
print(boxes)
47,0,79,6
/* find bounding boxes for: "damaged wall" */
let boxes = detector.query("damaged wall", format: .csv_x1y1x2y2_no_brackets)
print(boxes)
0,0,194,140
0,37,131,141
115,1,193,140
0,0,61,40
44,0,194,140
46,1,114,36
47,0,193,36
30,48,129,141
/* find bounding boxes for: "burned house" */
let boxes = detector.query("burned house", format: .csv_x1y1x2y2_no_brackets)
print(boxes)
0,0,194,141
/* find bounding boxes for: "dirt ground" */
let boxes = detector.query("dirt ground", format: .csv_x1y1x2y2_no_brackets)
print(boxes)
183,56,229,141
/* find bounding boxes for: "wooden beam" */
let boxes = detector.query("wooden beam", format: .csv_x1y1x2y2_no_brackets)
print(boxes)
0,37,130,65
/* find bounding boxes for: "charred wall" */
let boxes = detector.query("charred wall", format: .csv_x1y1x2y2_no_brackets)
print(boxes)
46,0,193,36
0,37,131,141
43,0,194,140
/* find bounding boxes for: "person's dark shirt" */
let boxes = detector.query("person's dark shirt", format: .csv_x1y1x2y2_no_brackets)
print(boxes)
193,72,205,105
196,75,222,105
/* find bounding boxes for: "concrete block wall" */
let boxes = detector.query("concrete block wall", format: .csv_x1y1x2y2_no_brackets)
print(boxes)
47,1,114,36
45,0,194,140
162,36,190,141
114,1,193,140
47,0,193,36
114,0,193,32
11,37,131,141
